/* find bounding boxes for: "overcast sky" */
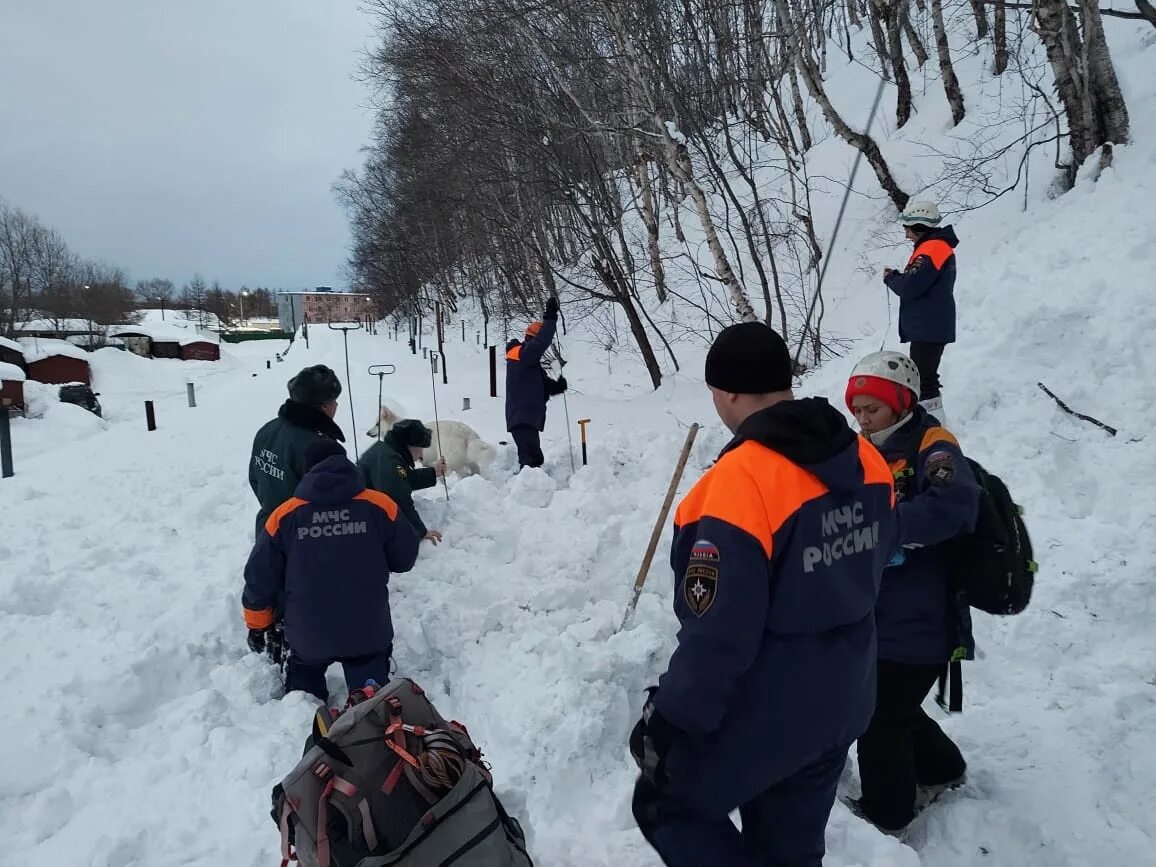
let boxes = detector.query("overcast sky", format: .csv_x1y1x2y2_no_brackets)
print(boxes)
0,1,378,291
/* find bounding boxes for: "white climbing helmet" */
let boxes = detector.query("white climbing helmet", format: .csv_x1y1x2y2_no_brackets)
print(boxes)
898,200,942,227
848,351,921,400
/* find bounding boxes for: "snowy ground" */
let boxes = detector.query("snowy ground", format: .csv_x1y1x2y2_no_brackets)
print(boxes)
4,17,1156,867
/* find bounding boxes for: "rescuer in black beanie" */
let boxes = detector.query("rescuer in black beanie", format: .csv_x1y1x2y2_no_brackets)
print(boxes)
705,321,794,395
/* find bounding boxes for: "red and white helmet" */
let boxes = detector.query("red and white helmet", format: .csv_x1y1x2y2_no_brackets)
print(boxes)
845,351,921,415
898,200,942,227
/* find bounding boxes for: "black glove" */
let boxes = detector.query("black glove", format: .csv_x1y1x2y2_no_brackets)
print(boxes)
629,688,675,784
266,624,286,666
544,296,560,320
557,376,567,392
247,628,268,654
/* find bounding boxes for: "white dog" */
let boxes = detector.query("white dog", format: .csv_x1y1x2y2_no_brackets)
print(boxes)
366,405,496,477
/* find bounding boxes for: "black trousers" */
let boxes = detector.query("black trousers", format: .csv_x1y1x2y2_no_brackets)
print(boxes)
510,425,544,468
856,660,966,830
285,646,393,703
908,342,946,401
633,746,848,867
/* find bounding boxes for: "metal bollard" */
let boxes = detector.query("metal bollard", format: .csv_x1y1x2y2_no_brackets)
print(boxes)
145,400,157,431
0,408,13,478
267,359,271,369
186,382,197,408
462,397,471,411
489,346,497,397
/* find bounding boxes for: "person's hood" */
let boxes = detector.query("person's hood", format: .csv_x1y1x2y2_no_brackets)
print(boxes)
382,430,417,468
278,400,345,442
723,397,863,492
295,455,365,504
921,225,959,249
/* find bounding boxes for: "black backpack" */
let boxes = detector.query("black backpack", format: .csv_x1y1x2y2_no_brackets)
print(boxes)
902,432,1037,616
945,457,1037,615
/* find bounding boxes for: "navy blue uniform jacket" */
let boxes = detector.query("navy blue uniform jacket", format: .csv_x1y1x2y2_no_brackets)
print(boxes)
505,315,559,431
654,398,895,814
884,226,959,344
875,407,980,665
242,455,420,662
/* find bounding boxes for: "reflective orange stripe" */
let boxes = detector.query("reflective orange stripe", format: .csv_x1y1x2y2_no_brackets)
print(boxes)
355,488,400,520
506,345,522,362
676,438,896,553
244,607,275,629
265,496,310,536
920,428,959,450
908,239,954,270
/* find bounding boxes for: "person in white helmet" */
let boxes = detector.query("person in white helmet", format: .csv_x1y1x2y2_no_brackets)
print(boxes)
882,200,959,424
844,351,980,833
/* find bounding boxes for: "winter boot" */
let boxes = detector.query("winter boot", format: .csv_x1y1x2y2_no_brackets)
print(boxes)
920,396,947,426
913,770,967,814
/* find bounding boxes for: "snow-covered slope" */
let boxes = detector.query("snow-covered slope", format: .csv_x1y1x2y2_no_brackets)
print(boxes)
2,18,1155,867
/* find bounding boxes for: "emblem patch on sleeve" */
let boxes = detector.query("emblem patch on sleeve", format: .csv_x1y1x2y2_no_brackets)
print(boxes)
683,540,720,616
397,466,408,480
925,451,955,485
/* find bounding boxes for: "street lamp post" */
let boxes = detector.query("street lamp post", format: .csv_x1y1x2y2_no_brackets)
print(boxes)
239,290,249,326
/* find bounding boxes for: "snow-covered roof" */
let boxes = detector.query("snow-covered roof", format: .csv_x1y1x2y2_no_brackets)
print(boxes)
14,318,99,334
18,338,92,363
0,361,26,382
0,335,22,354
109,323,220,346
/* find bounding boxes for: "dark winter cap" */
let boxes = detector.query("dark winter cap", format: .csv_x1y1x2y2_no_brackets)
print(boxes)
389,419,433,450
303,438,346,471
287,365,342,406
705,322,793,395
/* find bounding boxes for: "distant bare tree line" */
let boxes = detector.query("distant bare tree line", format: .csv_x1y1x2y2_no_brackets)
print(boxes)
340,0,1132,388
0,197,282,338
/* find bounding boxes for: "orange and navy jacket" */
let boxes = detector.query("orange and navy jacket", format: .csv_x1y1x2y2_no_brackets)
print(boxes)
653,398,895,811
875,406,979,666
242,454,420,661
504,313,559,431
884,225,959,344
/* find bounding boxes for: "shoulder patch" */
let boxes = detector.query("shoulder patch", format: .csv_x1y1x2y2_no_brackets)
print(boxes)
925,450,955,485
397,465,408,479
690,540,720,562
683,563,718,617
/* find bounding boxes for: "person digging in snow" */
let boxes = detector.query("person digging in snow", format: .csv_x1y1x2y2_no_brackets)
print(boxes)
630,322,895,867
845,350,979,833
242,439,419,702
249,364,345,537
505,295,567,469
358,418,447,546
882,200,959,425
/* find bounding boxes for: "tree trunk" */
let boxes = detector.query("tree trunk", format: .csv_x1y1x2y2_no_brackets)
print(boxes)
932,0,966,126
633,156,668,303
867,4,893,77
1135,0,1156,28
968,0,990,38
993,0,1008,74
788,64,813,151
1080,0,1131,155
779,0,910,209
902,1,929,68
883,0,914,127
1034,0,1130,183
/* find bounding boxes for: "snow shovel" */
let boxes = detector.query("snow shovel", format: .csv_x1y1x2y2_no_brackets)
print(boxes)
619,423,700,631
328,320,363,459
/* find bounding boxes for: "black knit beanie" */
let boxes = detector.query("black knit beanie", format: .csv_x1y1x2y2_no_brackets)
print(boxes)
303,438,346,470
705,322,793,394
